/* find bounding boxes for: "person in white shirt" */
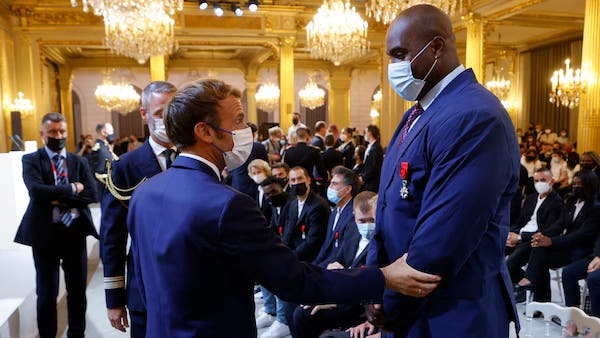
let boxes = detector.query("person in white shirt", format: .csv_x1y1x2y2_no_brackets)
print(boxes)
287,112,307,140
549,150,569,190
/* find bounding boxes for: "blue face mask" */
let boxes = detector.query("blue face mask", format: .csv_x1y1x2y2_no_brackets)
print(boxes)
327,187,342,204
387,37,438,101
356,222,376,240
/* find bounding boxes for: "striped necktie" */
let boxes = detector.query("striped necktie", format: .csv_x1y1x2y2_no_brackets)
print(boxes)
398,103,424,145
52,154,74,227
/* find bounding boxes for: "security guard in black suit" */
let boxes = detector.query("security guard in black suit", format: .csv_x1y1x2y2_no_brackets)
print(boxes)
283,127,328,194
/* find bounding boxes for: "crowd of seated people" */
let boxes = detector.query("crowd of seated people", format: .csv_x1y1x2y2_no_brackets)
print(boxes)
509,121,600,318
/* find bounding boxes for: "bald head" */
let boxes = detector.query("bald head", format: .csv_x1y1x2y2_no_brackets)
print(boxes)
386,4,460,100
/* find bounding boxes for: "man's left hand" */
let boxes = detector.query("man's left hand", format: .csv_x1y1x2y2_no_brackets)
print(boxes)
531,232,552,247
302,304,336,315
381,253,441,297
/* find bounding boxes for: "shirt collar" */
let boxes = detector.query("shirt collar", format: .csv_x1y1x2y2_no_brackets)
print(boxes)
419,64,466,111
149,137,176,157
179,153,221,181
44,146,67,160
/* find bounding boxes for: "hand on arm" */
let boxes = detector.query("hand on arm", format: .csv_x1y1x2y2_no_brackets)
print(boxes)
380,253,441,298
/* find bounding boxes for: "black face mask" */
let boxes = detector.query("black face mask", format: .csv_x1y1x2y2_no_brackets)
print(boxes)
290,183,307,197
46,137,66,152
268,192,288,208
526,155,536,161
292,118,299,125
573,186,586,199
581,163,595,170
106,134,115,144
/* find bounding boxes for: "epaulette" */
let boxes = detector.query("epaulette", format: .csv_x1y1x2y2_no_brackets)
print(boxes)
96,159,147,207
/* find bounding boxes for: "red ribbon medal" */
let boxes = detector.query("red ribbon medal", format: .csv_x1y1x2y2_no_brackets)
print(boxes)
399,162,410,199
334,231,339,248
301,225,306,239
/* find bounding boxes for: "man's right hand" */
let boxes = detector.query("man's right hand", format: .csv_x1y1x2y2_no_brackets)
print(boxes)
506,232,519,247
588,256,600,273
107,306,129,332
381,253,441,298
74,182,84,194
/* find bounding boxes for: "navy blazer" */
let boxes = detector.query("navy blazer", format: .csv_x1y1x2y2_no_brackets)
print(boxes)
360,141,383,192
321,148,344,175
100,140,162,311
333,224,369,269
128,155,385,337
310,135,325,151
547,201,600,257
15,148,97,248
339,142,355,169
368,69,520,337
283,142,328,182
227,142,268,199
313,200,355,267
281,191,331,262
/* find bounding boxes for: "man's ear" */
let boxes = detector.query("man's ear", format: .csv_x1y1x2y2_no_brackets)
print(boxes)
194,122,214,144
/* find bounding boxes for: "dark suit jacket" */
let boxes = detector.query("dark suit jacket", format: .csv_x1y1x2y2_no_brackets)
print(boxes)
333,224,369,269
89,139,112,175
339,142,355,169
283,142,327,182
547,201,600,257
321,148,344,175
100,140,162,311
313,200,355,267
227,142,268,199
510,191,564,241
368,69,520,336
360,141,383,192
310,135,325,151
128,155,384,337
281,191,330,262
15,148,98,249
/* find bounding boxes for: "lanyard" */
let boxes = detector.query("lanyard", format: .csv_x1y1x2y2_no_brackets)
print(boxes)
50,157,68,178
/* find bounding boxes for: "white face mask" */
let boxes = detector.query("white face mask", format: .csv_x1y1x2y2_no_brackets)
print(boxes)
387,38,438,101
149,117,170,144
356,222,376,240
212,126,254,170
340,134,348,142
252,173,267,184
534,182,551,195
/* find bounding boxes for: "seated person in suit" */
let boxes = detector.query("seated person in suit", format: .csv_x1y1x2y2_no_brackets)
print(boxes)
247,159,272,221
264,166,331,338
313,166,360,268
322,135,344,178
505,168,564,296
271,162,290,191
292,191,380,338
514,170,600,302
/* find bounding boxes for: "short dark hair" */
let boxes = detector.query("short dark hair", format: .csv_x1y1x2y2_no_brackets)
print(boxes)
248,122,258,134
315,121,327,132
366,124,380,141
271,162,290,173
165,79,241,150
96,123,106,133
325,134,335,147
331,165,360,197
296,127,309,140
290,166,309,179
41,112,66,127
353,191,377,214
141,81,176,110
260,176,284,188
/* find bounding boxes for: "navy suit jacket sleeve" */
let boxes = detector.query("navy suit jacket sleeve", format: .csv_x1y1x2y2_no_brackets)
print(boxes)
218,193,384,305
406,110,516,279
23,153,77,202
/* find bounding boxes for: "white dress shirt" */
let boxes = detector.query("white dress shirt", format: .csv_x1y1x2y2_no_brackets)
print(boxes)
149,137,176,172
520,196,546,234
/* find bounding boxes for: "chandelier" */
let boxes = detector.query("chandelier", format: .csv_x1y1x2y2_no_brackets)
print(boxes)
71,0,183,63
299,79,325,110
255,83,280,113
366,0,464,24
306,0,369,66
486,78,510,100
549,58,588,109
9,92,35,118
95,76,140,115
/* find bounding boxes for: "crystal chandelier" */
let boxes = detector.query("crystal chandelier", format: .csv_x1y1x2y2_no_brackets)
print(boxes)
71,0,183,63
306,0,369,66
486,78,510,101
95,76,140,114
9,92,35,118
255,83,280,113
549,58,588,109
299,79,325,110
366,0,464,24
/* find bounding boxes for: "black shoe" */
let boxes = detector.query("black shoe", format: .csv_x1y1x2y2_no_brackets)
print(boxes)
513,283,535,292
514,289,526,303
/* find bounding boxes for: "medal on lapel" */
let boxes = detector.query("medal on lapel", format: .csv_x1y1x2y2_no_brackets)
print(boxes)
301,225,306,239
399,161,410,199
334,231,339,248
278,226,283,236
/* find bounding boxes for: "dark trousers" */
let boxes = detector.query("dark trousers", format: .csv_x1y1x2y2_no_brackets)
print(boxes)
506,240,533,284
292,304,364,338
32,235,87,338
524,247,573,302
588,269,600,316
562,258,591,308
129,309,147,338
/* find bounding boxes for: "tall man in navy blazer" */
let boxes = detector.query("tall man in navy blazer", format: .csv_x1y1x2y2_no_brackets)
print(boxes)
15,112,97,338
100,81,177,337
367,5,520,337
127,79,442,337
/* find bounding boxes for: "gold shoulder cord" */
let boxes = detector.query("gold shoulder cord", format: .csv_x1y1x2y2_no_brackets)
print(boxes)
95,159,148,208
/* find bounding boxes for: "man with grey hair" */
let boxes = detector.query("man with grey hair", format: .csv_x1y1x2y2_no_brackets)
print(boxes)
263,126,284,164
100,81,176,337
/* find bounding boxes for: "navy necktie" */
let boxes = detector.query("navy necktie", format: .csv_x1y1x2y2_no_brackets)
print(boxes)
163,149,174,169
